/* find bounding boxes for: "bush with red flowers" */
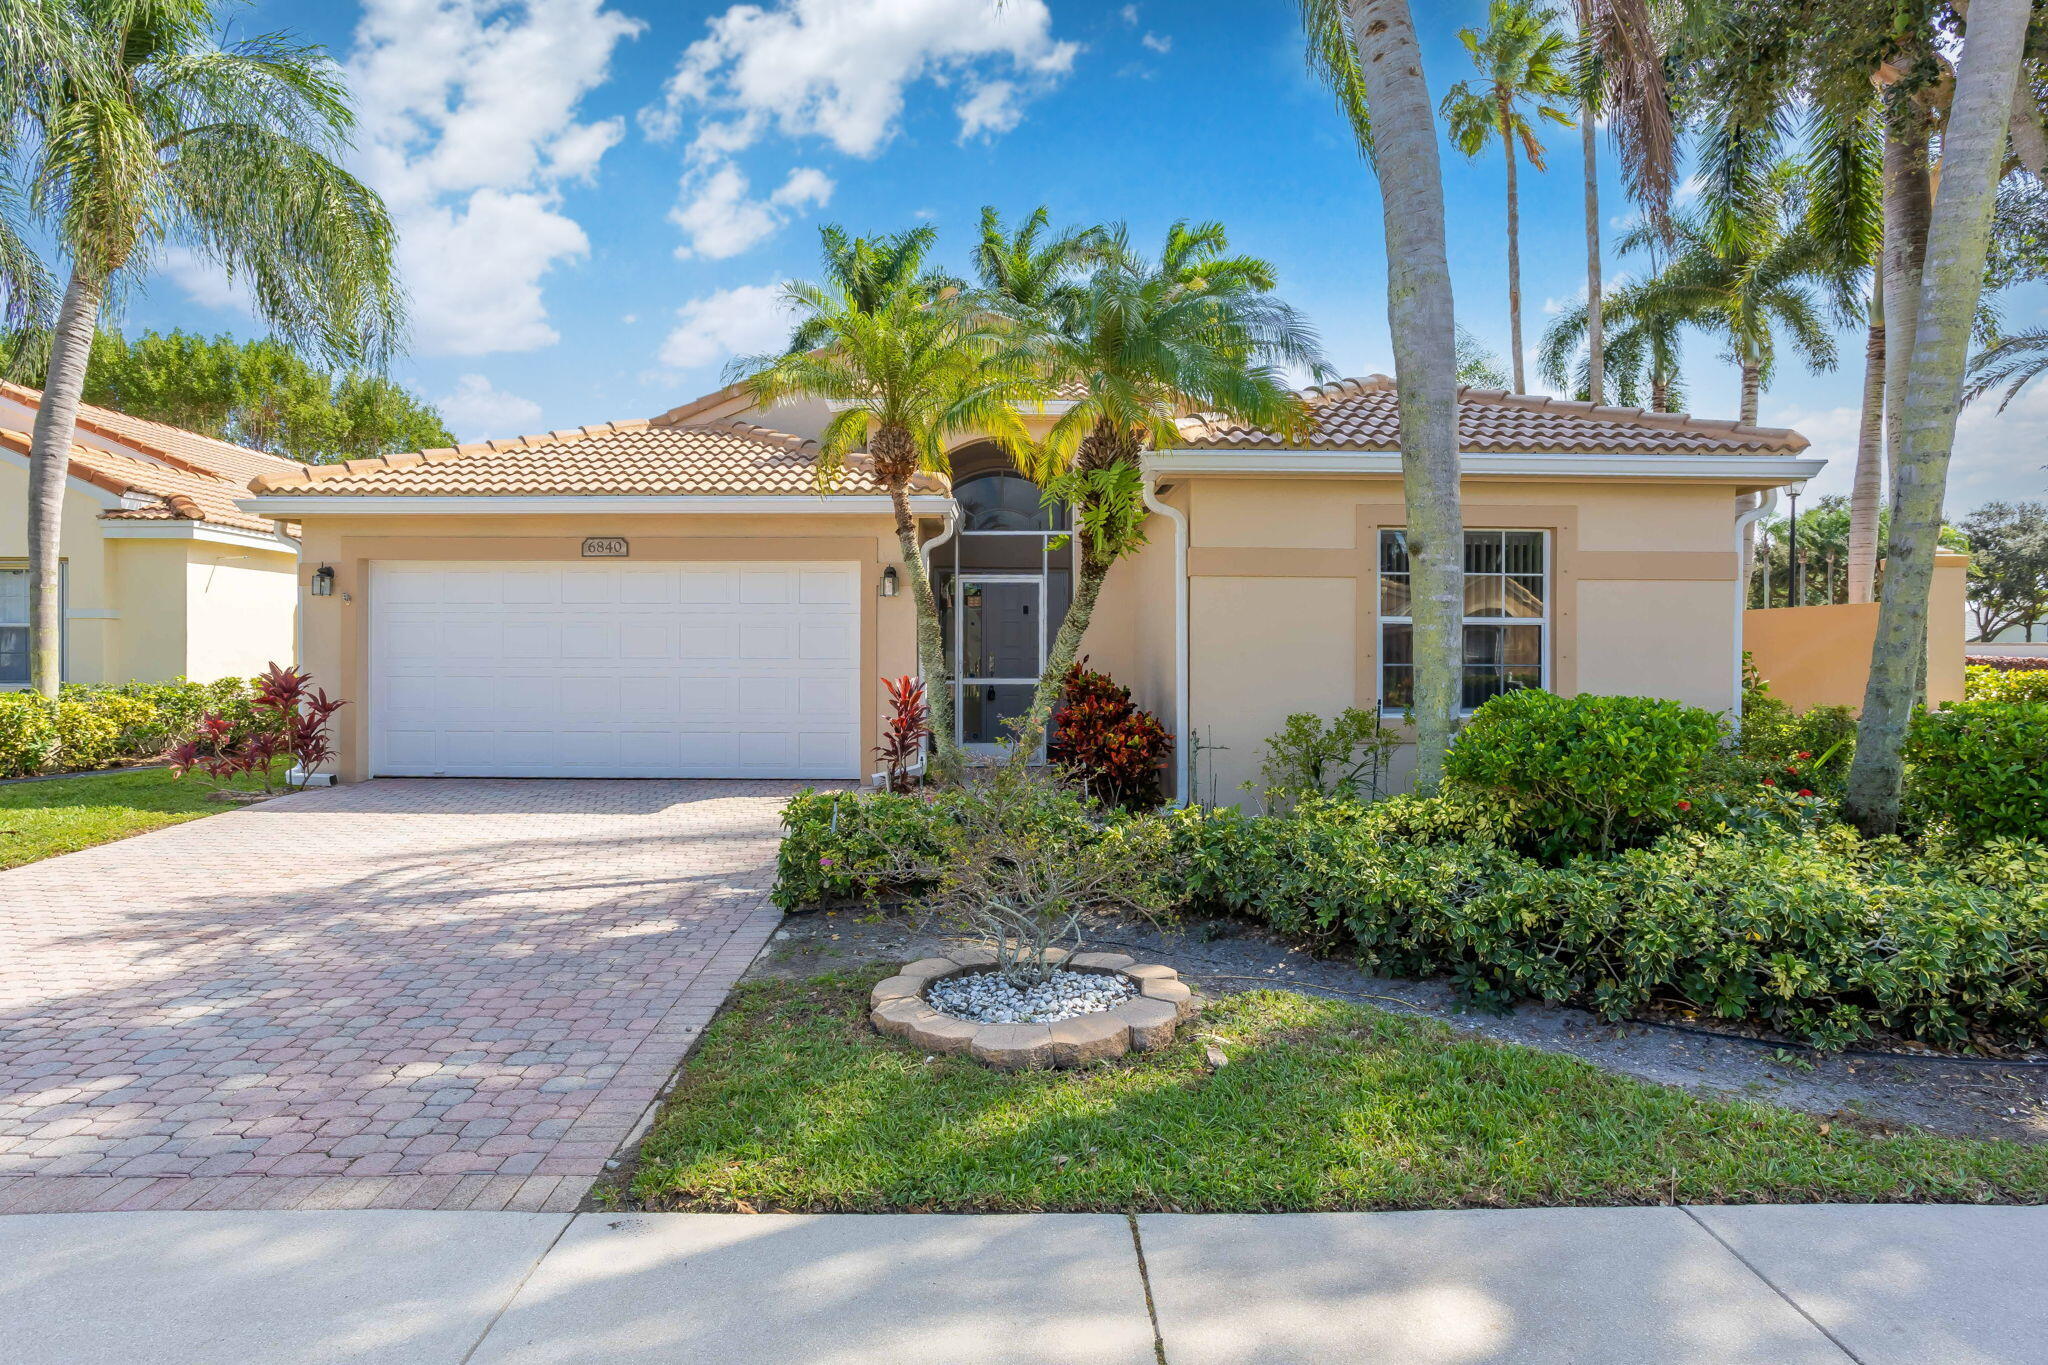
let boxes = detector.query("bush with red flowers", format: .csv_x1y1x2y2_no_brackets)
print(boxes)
1048,657,1171,808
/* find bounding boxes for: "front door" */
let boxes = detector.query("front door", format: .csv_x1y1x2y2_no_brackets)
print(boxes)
955,574,1043,753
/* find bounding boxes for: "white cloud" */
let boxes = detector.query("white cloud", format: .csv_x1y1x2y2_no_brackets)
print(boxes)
641,0,1078,157
671,163,835,260
435,373,545,441
1141,32,1171,54
658,282,795,372
957,81,1023,141
1119,4,1139,24
347,0,643,356
1951,381,2048,507
157,247,256,315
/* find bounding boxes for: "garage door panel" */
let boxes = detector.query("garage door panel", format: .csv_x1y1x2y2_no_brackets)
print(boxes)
370,560,862,778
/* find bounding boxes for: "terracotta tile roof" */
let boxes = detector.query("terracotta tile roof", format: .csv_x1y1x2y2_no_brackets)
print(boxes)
0,424,286,535
1177,375,1810,456
0,381,307,485
248,416,948,498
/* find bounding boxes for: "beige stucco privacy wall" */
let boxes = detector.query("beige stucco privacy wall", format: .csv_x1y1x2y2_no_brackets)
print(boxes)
292,511,918,783
1165,474,1756,802
0,458,297,686
1742,551,1970,713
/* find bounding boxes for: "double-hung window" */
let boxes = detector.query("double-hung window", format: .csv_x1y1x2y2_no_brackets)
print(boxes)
0,568,29,685
1377,529,1548,712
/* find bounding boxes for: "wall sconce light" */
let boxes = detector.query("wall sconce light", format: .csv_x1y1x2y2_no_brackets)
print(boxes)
879,565,900,597
310,565,335,597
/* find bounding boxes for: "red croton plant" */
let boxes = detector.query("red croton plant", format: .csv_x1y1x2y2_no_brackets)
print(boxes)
1048,657,1171,808
874,674,933,794
168,663,348,794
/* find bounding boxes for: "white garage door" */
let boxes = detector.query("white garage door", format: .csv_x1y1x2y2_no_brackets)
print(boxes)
368,561,862,778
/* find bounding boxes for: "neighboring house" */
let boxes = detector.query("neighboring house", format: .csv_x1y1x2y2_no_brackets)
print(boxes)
243,375,1822,797
0,382,303,688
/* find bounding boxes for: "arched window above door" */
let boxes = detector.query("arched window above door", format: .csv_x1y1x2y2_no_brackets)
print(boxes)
954,472,1067,533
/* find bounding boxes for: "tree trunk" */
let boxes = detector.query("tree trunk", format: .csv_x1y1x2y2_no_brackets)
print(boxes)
2010,69,2048,176
1650,373,1670,412
1846,282,1886,604
1011,426,1125,763
1881,97,1932,514
1350,0,1464,790
1503,103,1526,394
26,270,104,697
874,425,957,773
1736,358,1762,586
1844,0,2031,835
1582,97,1603,405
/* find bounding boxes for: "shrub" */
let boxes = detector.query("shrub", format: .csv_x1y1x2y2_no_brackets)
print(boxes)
1443,690,1723,858
873,675,931,794
1965,654,2048,671
1166,800,2048,1050
1256,707,1401,811
775,775,1106,911
167,664,346,793
0,693,121,777
1904,700,2048,843
1966,663,2048,704
1048,658,1171,808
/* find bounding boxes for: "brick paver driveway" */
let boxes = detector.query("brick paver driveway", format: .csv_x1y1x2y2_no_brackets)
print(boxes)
0,779,809,1215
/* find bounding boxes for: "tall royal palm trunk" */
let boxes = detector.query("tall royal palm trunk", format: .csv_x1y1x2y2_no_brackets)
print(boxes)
1846,282,1885,604
1503,96,1527,393
1736,356,1762,585
1351,0,1464,790
1581,92,1604,404
871,424,955,767
1845,0,2031,834
1877,94,1933,703
26,269,105,697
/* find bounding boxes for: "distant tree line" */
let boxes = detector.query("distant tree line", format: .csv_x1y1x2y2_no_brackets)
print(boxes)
7,328,451,465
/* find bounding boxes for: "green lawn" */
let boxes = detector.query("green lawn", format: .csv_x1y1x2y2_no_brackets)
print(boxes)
629,972,2048,1213
0,767,273,870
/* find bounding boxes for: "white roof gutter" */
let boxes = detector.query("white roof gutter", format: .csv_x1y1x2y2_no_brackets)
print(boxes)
238,494,957,517
1146,450,1826,482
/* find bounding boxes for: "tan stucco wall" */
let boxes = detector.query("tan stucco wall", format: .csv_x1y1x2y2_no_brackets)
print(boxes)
1,461,298,686
291,510,916,782
1174,475,1752,803
1744,552,1970,712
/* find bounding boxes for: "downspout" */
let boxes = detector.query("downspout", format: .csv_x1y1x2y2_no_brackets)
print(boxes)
1141,474,1190,806
1731,486,1779,733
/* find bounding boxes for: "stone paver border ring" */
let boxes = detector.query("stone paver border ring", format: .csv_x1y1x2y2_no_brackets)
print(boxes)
868,946,1196,1070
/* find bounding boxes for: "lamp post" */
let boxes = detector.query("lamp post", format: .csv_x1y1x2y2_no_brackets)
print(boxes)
1784,482,1805,607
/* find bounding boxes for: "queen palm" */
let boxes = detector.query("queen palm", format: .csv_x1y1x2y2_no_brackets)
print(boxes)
1004,220,1323,758
737,283,1036,766
785,224,949,353
1441,0,1577,394
5,0,400,696
972,205,1101,319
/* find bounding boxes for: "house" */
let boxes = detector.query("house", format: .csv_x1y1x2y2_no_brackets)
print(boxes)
241,375,1825,797
0,383,304,688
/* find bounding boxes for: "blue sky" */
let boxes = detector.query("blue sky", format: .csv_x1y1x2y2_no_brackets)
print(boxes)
122,0,2047,510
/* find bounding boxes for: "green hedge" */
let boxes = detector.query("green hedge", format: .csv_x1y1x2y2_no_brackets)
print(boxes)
0,678,256,779
1965,664,2048,704
779,788,2048,1052
1905,700,2048,843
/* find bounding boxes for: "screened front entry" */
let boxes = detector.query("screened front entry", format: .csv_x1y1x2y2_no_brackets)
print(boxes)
1377,529,1549,712
932,467,1075,749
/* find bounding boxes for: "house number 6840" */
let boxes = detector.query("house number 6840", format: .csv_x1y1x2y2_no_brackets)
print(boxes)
582,537,629,558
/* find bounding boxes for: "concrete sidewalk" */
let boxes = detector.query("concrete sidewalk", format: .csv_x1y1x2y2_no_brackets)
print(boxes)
4,1205,2044,1364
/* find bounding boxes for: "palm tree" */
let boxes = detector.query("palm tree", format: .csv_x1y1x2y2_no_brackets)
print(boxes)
1845,0,2034,834
1963,328,2048,411
1538,276,1688,410
737,282,1036,767
1455,327,1512,389
1002,220,1322,759
972,205,1101,318
786,224,949,353
5,0,400,696
1441,1,1577,394
1298,0,1466,789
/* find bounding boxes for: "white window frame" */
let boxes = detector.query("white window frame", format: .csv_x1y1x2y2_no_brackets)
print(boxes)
1376,528,1550,716
0,563,63,689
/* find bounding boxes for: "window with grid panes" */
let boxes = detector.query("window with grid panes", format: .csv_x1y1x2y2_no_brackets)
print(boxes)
1377,529,1547,711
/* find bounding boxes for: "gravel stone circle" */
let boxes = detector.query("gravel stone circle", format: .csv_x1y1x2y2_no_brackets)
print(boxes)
924,967,1135,1024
